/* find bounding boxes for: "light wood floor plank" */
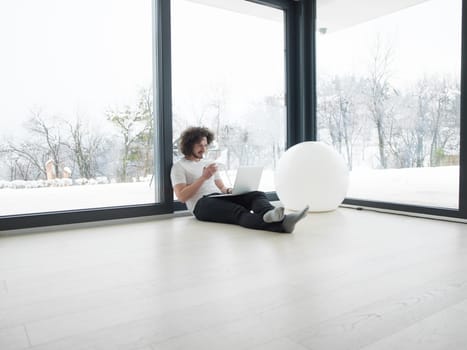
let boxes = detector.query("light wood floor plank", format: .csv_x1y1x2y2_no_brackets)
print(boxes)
359,299,467,350
0,326,30,350
0,208,466,349
286,268,467,349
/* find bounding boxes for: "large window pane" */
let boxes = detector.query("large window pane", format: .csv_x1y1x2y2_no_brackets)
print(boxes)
0,0,156,216
171,0,286,192
316,0,462,208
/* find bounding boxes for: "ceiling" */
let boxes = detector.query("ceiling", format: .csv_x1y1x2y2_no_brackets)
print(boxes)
187,0,430,33
317,0,429,33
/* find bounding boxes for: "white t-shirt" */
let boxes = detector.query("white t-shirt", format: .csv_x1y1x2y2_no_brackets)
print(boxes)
171,158,221,212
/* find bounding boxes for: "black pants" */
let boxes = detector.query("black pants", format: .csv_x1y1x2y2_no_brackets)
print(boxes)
193,191,285,233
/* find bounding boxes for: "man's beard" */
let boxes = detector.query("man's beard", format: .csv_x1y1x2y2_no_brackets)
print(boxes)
192,151,203,160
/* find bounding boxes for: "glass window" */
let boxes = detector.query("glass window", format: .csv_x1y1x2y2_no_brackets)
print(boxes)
171,0,286,192
316,0,462,209
0,0,156,216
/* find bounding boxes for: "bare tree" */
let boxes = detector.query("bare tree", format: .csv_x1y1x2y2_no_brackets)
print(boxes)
413,79,430,167
2,110,68,180
386,116,419,168
65,118,108,179
2,142,46,180
427,77,460,166
0,144,43,181
380,75,459,169
317,76,365,170
26,110,67,176
263,94,286,169
135,87,154,177
365,35,396,168
218,124,255,169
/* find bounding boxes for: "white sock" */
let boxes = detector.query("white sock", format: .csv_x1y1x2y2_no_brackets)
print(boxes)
263,206,285,223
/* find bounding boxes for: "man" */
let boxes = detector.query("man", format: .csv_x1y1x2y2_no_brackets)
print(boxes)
171,127,308,233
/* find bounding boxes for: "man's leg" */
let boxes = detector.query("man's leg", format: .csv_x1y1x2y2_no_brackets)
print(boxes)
193,195,284,232
232,191,285,223
229,192,309,233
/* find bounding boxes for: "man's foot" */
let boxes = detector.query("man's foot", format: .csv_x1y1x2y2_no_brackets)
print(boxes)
282,205,309,233
263,206,285,223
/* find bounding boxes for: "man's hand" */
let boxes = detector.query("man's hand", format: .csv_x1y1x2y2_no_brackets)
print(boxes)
202,163,218,179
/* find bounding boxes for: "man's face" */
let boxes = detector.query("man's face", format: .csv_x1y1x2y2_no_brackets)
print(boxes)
191,137,208,159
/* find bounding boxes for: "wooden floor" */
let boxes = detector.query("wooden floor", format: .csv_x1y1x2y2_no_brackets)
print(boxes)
1,208,467,350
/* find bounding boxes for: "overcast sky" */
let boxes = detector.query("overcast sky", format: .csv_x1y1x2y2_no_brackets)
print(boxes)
0,0,153,136
317,0,462,87
0,0,462,139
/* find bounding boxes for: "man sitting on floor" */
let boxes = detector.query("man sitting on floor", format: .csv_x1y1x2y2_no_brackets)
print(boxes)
170,126,308,233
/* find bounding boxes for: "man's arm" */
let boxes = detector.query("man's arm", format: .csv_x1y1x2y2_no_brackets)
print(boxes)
173,163,218,202
215,179,232,194
173,180,203,203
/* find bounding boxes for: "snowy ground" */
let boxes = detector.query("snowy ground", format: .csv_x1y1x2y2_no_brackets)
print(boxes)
0,166,459,217
347,166,458,208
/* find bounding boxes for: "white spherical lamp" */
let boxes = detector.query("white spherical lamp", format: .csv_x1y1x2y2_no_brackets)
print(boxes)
275,141,349,212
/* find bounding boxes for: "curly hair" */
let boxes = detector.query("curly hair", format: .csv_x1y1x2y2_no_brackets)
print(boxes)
178,127,215,156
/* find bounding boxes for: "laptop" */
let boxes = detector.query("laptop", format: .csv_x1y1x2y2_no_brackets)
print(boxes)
211,166,263,197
